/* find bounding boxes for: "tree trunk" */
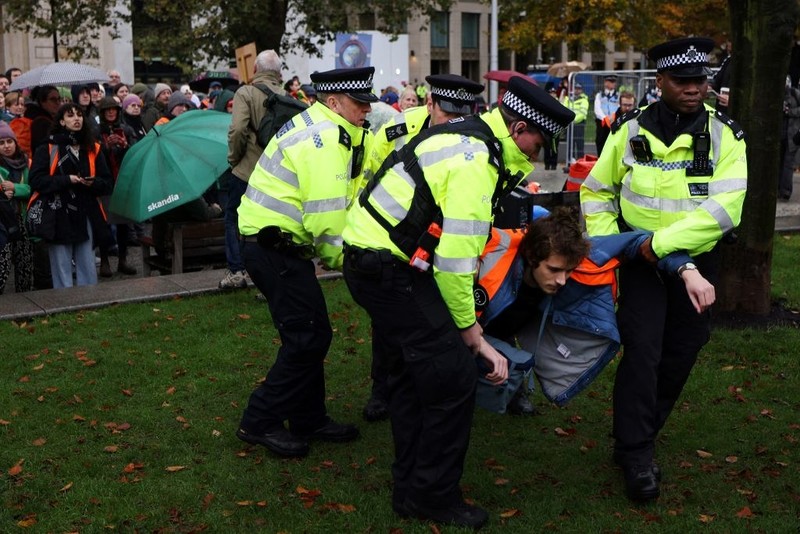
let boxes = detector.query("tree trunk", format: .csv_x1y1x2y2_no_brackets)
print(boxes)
717,0,800,315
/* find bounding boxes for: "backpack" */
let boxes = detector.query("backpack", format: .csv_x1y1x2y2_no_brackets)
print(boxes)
9,117,32,156
253,84,308,148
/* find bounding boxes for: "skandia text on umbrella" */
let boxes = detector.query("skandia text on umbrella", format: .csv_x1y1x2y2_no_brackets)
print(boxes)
147,194,180,212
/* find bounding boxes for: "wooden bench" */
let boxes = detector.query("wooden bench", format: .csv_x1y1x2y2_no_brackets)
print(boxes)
140,219,227,276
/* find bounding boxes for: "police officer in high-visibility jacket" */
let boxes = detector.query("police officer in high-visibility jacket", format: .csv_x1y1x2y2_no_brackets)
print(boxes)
362,74,484,422
235,67,377,459
343,77,575,529
580,37,747,503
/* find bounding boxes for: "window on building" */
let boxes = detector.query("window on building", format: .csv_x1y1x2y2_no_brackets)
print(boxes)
431,12,449,49
358,12,376,30
462,13,480,49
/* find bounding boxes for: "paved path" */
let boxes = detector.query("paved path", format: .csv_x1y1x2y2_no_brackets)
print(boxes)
1,168,798,322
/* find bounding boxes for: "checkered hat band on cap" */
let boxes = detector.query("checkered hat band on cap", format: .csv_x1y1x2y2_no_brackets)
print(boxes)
313,79,373,92
656,51,708,70
431,86,475,102
502,91,564,137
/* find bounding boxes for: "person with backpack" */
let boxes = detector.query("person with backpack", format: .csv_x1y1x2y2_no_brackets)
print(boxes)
221,49,289,290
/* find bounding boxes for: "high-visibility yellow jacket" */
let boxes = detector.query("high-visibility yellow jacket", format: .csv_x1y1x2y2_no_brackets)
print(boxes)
367,106,430,178
580,104,747,258
238,101,372,270
562,93,589,124
343,107,534,329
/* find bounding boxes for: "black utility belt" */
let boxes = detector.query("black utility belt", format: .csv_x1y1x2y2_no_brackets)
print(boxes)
246,226,315,259
344,245,409,275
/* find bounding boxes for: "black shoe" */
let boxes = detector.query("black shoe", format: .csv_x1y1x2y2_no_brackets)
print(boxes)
506,390,537,416
404,498,489,530
300,419,359,443
236,427,309,458
612,452,661,482
362,395,389,422
622,464,660,502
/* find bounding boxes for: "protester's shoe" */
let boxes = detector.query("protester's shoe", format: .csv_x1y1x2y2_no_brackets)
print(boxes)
299,419,359,443
506,389,537,416
622,464,660,502
362,394,389,422
236,427,309,458
219,269,248,289
404,498,489,530
99,258,113,278
117,260,137,275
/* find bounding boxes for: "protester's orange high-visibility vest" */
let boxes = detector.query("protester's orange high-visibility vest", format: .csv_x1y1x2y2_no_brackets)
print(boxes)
28,143,105,220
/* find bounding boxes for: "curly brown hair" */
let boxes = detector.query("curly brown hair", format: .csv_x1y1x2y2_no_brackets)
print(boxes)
519,206,589,269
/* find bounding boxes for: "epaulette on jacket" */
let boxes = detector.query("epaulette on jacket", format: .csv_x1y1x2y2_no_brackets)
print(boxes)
713,110,746,141
385,122,409,142
611,108,641,134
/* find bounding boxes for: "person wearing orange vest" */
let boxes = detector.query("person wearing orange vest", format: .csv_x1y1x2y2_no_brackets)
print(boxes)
473,208,697,413
28,103,113,288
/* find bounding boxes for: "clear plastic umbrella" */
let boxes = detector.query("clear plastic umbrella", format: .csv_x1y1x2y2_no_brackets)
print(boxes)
9,62,109,91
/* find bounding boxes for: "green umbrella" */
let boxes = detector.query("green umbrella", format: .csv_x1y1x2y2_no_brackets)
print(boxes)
110,110,232,222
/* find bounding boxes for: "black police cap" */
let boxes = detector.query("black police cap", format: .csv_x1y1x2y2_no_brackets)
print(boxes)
648,37,715,78
425,74,484,115
311,66,379,103
501,76,575,139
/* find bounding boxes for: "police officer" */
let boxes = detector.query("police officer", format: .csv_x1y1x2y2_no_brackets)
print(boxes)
362,73,485,422
580,37,747,502
235,67,377,458
343,77,574,528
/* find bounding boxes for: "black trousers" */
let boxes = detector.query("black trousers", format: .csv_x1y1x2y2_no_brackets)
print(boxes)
612,254,717,466
239,241,332,435
343,247,477,508
595,119,611,156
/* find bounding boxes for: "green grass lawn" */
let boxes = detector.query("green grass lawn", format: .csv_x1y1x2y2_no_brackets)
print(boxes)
2,236,799,532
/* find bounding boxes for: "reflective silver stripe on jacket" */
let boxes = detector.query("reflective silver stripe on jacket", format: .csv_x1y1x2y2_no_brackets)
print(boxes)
708,178,747,195
258,151,299,188
303,197,346,214
434,255,478,274
581,175,620,215
418,141,489,168
443,217,490,237
701,197,736,233
369,181,410,223
244,186,302,223
315,233,343,248
478,230,513,275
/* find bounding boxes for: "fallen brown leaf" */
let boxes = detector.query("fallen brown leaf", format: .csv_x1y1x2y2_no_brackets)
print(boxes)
736,506,754,518
696,450,713,459
104,445,119,453
32,438,46,447
8,459,24,476
165,465,187,472
698,513,715,523
500,508,521,518
59,482,74,492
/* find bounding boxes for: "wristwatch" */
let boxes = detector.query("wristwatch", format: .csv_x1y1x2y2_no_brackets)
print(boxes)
677,262,698,276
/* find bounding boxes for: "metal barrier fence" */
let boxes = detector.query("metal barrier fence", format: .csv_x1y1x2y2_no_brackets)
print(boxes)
561,69,658,165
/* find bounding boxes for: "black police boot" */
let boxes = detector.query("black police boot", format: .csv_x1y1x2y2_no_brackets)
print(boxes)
299,418,360,443
403,498,489,530
622,464,660,502
362,393,390,422
506,388,537,415
236,427,309,458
